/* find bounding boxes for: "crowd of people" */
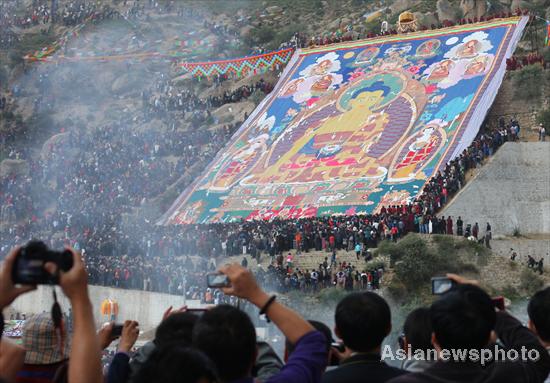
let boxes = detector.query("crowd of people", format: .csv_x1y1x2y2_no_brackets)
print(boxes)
1,3,550,383
0,0,122,30
0,104,525,298
0,0,53,30
142,78,273,119
2,249,550,383
0,0,544,302
258,257,384,293
507,52,546,71
0,0,531,299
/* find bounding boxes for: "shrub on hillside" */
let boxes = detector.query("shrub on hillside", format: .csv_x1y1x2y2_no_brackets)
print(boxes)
520,268,544,296
543,47,550,66
386,278,407,299
0,65,7,89
394,248,440,290
8,30,56,68
317,286,350,304
388,234,480,295
512,64,544,100
244,26,276,47
379,234,427,267
365,259,387,271
500,284,520,301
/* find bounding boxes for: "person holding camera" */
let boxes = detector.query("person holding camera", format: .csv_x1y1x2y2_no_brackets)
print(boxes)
389,275,550,383
321,292,406,383
1,247,37,383
193,264,328,383
0,245,104,383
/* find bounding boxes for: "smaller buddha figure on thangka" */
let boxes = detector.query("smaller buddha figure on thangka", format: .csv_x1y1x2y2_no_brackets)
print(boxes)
464,55,492,76
207,113,275,190
416,39,441,58
456,39,481,58
427,59,455,81
387,120,447,182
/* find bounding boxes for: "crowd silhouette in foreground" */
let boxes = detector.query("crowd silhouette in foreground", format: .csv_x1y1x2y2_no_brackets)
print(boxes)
1,247,550,383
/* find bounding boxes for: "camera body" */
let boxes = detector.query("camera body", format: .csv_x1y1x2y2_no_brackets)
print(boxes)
431,277,455,295
206,273,230,288
12,241,73,285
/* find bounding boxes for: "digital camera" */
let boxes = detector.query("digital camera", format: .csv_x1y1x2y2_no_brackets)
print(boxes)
12,241,73,285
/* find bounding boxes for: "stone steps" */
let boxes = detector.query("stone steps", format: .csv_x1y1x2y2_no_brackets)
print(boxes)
217,249,368,272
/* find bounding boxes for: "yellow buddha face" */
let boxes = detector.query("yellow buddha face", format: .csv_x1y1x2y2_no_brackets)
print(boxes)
349,90,385,110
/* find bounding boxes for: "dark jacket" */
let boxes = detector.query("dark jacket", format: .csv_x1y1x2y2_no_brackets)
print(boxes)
322,353,406,383
107,352,131,383
389,312,550,383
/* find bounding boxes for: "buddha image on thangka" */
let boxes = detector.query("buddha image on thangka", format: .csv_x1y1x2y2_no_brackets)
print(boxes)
173,22,521,222
205,47,447,196
244,72,429,186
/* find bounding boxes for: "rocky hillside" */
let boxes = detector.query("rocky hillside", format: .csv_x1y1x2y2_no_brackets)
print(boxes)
1,0,549,219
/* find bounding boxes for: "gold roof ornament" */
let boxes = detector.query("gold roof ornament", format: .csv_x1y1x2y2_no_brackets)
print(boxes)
397,11,418,33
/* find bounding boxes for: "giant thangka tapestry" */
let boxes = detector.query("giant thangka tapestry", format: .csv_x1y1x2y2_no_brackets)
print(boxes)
160,17,528,224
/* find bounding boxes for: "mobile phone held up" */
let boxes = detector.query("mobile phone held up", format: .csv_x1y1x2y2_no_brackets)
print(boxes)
112,324,123,338
12,241,74,285
206,273,231,288
431,277,456,295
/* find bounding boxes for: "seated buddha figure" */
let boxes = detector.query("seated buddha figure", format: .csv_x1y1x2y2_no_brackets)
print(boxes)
246,79,399,185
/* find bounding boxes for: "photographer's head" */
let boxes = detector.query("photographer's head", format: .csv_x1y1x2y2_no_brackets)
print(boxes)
334,292,391,353
155,312,198,348
134,344,218,383
403,307,433,353
527,287,550,346
430,284,496,351
192,305,256,382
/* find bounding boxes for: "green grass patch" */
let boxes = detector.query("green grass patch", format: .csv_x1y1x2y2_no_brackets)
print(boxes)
382,234,483,302
512,64,544,101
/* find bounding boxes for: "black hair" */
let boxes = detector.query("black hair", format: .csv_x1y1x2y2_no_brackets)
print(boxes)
286,320,332,355
134,344,218,383
192,305,256,381
403,307,433,353
155,312,198,348
430,284,496,349
527,287,550,342
335,292,391,352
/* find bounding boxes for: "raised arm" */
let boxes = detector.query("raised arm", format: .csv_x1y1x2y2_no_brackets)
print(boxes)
0,247,36,311
0,247,36,383
45,248,103,383
220,264,314,344
220,264,328,383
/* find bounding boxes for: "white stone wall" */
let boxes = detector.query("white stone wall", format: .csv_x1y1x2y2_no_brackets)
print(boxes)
442,143,550,236
8,285,202,331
